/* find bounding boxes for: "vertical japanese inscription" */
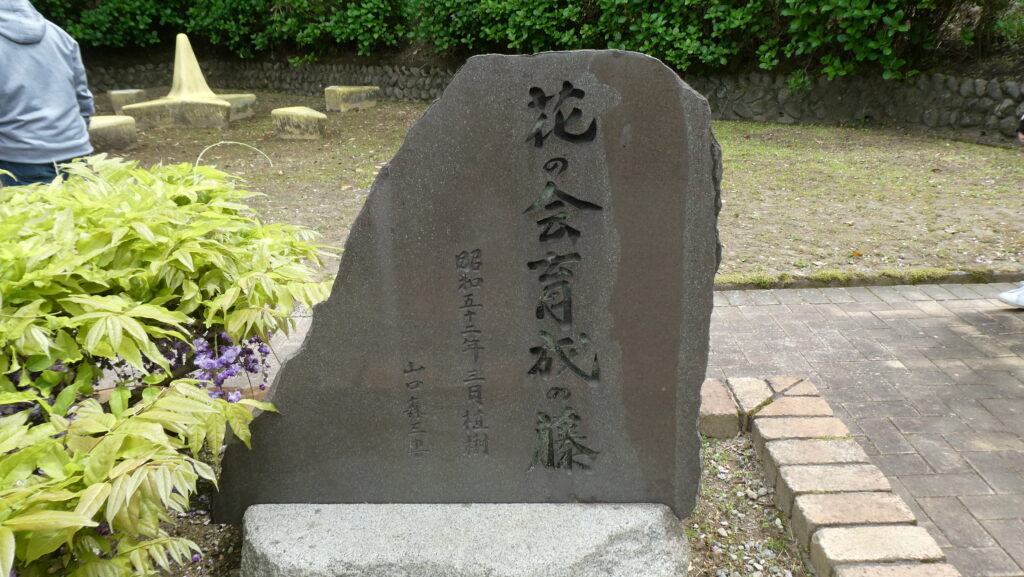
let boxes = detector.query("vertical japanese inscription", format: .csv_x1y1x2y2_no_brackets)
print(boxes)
456,249,488,457
525,81,602,471
402,362,428,458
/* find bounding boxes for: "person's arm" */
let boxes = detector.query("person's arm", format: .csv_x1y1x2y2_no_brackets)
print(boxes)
70,39,94,126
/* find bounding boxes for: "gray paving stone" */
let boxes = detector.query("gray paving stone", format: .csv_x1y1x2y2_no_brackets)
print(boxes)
943,546,1024,577
746,290,781,306
961,495,1024,520
858,418,917,454
873,454,934,475
723,289,757,307
964,452,1024,494
980,398,1024,417
917,284,960,301
919,497,997,548
896,286,935,301
892,416,973,435
898,473,994,498
939,284,987,299
871,285,914,303
770,289,808,305
945,432,1024,453
796,288,831,304
844,286,885,303
945,399,1010,432
712,291,729,307
982,520,1024,568
708,283,1024,574
843,401,921,420
820,287,857,304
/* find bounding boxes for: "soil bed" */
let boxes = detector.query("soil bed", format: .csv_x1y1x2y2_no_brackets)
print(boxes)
103,92,1024,286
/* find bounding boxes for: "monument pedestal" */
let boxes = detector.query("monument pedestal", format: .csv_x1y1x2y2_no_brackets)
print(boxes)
242,503,690,577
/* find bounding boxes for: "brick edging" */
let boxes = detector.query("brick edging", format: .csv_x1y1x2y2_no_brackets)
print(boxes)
701,377,962,577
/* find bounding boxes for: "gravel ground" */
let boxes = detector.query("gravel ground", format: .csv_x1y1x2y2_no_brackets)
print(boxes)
684,437,809,577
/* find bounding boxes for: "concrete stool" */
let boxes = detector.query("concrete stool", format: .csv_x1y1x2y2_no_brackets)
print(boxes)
89,115,137,151
108,89,146,115
272,106,327,140
325,85,380,112
220,93,257,121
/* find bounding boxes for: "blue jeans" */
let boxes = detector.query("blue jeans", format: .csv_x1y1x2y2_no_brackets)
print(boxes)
0,159,61,187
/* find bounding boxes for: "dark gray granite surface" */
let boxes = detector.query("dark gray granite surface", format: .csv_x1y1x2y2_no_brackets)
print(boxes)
214,50,721,523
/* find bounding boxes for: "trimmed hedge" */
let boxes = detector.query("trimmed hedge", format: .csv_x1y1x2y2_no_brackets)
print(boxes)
35,0,1017,82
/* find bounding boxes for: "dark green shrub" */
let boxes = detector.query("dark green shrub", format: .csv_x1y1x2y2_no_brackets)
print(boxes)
408,0,595,54
187,0,407,58
34,0,189,47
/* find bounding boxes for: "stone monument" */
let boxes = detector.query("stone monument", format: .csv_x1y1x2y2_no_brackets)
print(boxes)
121,34,255,129
214,50,722,525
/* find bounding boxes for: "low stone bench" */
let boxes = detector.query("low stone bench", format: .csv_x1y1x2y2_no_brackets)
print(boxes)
108,89,146,115
325,85,380,112
220,93,257,121
271,106,327,140
123,99,231,130
88,115,136,151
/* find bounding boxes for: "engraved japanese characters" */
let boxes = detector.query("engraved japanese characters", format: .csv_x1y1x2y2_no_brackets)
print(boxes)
214,51,721,523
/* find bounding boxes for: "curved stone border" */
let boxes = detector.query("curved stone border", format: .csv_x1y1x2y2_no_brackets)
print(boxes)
714,268,1024,292
700,377,963,577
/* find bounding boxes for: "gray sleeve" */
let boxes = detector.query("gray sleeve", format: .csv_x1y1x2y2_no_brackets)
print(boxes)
70,39,95,120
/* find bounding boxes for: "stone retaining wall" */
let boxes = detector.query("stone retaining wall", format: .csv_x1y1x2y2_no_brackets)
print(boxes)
86,60,1024,139
86,60,452,102
686,72,1024,138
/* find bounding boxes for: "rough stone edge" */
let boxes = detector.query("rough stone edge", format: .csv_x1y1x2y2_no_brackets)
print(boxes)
700,377,960,577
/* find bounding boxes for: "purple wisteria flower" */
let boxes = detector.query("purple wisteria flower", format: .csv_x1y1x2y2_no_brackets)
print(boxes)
191,332,273,393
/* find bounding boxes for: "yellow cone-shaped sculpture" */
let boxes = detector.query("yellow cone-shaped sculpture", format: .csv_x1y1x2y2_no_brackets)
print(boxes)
120,33,256,129
167,33,217,99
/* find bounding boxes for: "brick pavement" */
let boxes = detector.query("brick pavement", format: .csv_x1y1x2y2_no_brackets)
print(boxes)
708,283,1024,577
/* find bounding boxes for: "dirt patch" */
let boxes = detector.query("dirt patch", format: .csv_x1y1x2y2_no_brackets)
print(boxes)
102,93,424,274
105,94,1024,285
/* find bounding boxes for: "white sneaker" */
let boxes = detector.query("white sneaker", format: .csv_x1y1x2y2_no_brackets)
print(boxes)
997,281,1024,308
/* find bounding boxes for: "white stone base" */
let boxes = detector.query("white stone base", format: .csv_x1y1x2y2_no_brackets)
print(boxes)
242,503,689,577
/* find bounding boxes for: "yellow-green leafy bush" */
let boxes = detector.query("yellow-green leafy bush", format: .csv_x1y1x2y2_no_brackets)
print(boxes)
0,156,332,576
